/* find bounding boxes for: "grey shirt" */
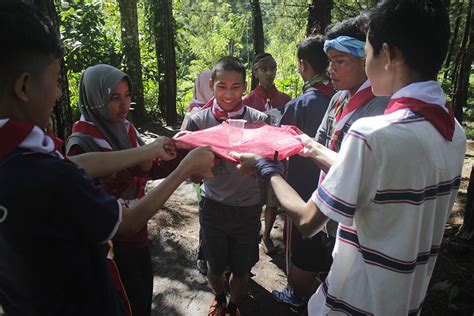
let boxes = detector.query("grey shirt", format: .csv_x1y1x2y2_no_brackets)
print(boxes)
185,107,268,206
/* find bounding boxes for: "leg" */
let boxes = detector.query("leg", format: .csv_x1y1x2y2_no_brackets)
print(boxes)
228,273,249,304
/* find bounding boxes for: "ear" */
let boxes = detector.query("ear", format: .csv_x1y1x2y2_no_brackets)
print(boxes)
13,72,31,103
382,43,393,70
208,79,214,92
299,59,307,73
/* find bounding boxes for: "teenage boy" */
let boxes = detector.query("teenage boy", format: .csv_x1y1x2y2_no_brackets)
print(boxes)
243,52,291,254
232,0,466,314
184,56,267,316
0,3,214,315
272,35,334,309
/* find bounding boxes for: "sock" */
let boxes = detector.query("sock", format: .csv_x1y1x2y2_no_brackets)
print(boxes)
215,292,226,305
226,301,238,314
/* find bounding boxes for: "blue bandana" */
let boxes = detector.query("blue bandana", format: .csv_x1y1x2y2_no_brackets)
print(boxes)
324,36,366,58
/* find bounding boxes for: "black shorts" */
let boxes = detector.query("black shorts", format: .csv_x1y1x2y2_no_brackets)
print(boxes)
291,231,335,272
199,197,261,277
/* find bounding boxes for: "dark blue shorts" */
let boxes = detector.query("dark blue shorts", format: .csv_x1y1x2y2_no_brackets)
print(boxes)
199,197,261,277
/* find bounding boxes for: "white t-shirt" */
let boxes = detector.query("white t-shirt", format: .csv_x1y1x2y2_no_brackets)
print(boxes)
309,108,466,315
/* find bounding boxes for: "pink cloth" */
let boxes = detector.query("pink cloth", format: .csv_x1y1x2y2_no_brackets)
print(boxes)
175,123,303,162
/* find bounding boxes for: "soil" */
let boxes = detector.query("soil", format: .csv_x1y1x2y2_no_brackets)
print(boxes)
138,123,474,316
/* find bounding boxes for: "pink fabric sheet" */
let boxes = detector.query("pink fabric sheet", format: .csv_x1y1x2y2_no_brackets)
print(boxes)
174,122,303,162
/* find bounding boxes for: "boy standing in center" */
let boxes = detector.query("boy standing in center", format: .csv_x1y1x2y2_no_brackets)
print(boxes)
184,56,267,316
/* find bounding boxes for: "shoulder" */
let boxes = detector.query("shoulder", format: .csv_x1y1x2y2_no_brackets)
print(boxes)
245,106,268,122
363,96,390,115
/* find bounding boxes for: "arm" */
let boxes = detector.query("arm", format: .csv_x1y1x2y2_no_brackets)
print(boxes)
68,136,176,178
270,174,329,237
116,146,214,237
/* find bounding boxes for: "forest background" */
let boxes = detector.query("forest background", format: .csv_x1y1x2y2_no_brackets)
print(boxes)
24,0,474,313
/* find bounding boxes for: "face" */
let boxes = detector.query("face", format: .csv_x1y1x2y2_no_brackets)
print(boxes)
253,64,277,89
106,79,131,123
365,35,392,96
27,58,61,129
210,70,246,112
326,48,367,93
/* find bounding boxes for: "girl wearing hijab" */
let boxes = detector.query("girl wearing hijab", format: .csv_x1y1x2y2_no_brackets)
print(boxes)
66,64,173,316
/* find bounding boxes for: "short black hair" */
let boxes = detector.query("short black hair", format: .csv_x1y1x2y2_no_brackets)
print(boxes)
325,17,366,41
211,56,246,82
0,2,61,91
297,35,328,75
367,0,449,80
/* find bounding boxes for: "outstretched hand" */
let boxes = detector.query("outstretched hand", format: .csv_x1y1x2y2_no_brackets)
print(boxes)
295,134,320,159
181,146,215,180
229,152,262,176
148,136,177,161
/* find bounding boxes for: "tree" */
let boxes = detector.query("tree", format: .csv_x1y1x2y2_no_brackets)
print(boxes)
451,0,472,123
33,0,72,140
457,164,474,242
151,0,177,126
306,0,333,36
250,0,264,90
117,0,145,123
443,0,463,80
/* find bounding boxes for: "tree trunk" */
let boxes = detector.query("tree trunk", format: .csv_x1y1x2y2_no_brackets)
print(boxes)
457,164,474,242
117,0,146,124
250,0,264,90
151,0,177,126
451,0,472,124
443,0,462,80
32,0,72,141
306,0,333,36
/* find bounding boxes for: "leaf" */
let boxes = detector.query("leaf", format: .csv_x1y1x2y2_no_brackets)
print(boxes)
431,280,452,291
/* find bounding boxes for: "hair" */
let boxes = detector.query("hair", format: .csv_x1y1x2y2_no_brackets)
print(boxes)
0,2,61,91
297,35,328,75
254,52,274,64
211,56,246,82
325,17,366,41
365,0,449,80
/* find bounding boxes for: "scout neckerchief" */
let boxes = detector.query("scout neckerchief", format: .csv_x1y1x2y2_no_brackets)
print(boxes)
302,74,335,99
254,84,279,111
329,80,375,151
386,80,455,141
0,118,63,160
209,98,245,122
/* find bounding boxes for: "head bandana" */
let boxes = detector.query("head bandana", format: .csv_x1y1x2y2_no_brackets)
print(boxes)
324,36,366,58
252,55,277,73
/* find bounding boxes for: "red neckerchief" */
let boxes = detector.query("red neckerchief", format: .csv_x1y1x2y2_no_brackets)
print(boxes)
386,97,455,141
312,82,335,99
207,98,245,121
254,84,279,108
0,119,62,160
72,119,139,149
329,83,375,151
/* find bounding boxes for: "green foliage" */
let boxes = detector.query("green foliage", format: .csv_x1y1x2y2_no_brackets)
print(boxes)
57,0,122,113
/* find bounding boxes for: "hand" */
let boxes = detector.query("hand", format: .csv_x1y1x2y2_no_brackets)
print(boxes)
295,134,320,159
180,146,215,179
229,152,262,176
173,131,195,150
146,136,177,161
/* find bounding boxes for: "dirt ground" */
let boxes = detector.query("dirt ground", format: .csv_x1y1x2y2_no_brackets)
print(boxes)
139,124,474,316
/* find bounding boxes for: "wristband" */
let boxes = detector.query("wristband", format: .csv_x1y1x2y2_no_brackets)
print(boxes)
255,158,285,182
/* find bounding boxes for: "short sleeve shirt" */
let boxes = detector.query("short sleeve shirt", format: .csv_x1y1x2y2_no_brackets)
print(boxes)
0,150,124,315
308,110,466,315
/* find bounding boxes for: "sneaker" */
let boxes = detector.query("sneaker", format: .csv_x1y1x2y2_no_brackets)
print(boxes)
225,307,241,316
262,237,277,254
208,298,226,316
272,284,305,308
197,259,208,275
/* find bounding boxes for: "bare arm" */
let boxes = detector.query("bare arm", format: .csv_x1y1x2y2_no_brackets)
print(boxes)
116,146,214,237
68,136,176,178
